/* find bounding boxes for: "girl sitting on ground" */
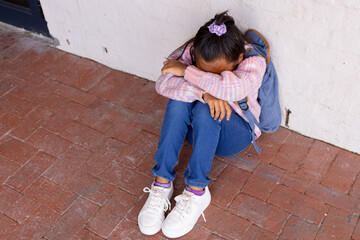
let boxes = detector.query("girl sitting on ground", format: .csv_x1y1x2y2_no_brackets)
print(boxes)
138,11,266,238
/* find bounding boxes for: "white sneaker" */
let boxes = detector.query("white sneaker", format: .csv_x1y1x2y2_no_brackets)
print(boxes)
138,182,173,235
162,186,211,238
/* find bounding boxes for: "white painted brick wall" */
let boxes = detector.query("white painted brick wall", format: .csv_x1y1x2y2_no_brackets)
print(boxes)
40,0,360,153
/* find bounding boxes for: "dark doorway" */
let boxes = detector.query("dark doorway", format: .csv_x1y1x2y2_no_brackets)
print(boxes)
0,0,50,37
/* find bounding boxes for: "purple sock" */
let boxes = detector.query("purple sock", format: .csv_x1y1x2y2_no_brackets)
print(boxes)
154,180,171,188
186,186,205,196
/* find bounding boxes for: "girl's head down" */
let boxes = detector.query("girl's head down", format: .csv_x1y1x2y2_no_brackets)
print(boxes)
173,11,249,74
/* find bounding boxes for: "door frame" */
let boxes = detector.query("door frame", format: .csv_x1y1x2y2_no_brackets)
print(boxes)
0,0,50,37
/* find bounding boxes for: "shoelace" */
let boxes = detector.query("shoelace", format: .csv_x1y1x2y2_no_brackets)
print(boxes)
143,187,171,213
173,192,206,222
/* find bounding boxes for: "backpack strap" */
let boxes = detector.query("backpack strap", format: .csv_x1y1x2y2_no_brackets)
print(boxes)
245,29,270,64
238,98,261,154
244,48,260,59
240,36,265,154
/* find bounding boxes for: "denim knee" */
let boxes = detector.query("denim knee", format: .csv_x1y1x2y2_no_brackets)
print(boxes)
165,99,193,119
192,101,219,124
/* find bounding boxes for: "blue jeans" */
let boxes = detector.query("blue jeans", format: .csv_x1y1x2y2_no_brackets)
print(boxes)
152,99,252,188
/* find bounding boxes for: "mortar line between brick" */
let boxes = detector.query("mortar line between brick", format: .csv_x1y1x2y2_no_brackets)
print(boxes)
212,162,228,181
0,86,17,99
133,152,152,174
0,211,22,225
295,138,316,173
9,105,55,143
242,223,254,239
123,192,145,222
107,216,127,238
224,165,253,210
265,171,288,202
20,138,79,191
21,154,70,197
289,210,323,226
21,102,41,120
6,133,26,143
1,183,54,225
312,205,331,240
229,191,295,234
85,68,115,93
43,171,114,209
57,121,113,151
140,127,160,137
191,203,243,239
304,150,341,194
265,184,330,227
41,195,83,238
2,129,18,141
318,148,341,185
2,148,41,185
77,196,108,239
84,166,140,199
10,202,60,237
197,224,222,239
349,214,360,240
52,91,91,109
276,213,292,239
41,163,150,226
80,228,106,240
206,231,226,239
118,103,159,123
37,207,62,238
268,128,292,166
347,161,360,195
96,159,118,180
5,72,25,81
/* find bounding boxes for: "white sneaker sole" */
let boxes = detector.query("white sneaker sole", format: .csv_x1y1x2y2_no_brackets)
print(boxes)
162,191,211,238
138,184,174,236
138,220,162,235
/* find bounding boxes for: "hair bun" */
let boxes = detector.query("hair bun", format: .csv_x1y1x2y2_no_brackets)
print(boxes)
214,11,235,25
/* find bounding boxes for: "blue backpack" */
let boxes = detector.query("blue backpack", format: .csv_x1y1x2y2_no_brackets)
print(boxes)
238,29,281,154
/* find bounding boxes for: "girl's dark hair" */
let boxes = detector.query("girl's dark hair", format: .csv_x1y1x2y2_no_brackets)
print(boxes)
170,11,249,63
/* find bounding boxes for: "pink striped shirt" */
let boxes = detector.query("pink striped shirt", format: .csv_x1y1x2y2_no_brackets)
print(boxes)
155,44,266,138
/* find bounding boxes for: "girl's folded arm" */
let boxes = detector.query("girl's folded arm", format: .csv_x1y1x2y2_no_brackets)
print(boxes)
155,73,205,103
184,56,266,102
155,44,205,103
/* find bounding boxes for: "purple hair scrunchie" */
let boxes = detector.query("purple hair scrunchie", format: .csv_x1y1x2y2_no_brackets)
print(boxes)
208,20,227,36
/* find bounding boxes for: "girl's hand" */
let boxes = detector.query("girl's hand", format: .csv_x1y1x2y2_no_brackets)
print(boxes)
203,93,232,121
161,59,187,76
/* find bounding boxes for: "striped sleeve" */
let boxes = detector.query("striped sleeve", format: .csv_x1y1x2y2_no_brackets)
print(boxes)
155,44,205,103
155,73,205,103
183,56,266,102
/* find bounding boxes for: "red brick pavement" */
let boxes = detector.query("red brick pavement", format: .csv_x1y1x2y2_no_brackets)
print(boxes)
0,24,360,240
